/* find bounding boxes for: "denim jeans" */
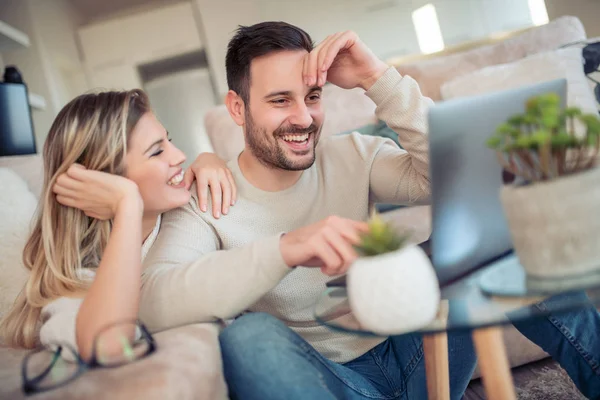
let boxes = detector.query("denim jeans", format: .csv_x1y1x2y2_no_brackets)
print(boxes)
511,291,600,400
220,292,600,400
220,313,476,400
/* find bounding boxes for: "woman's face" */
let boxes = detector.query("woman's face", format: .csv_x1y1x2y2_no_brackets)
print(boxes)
125,112,190,214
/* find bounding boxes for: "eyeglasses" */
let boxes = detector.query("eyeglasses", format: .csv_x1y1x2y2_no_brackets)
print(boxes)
21,320,156,395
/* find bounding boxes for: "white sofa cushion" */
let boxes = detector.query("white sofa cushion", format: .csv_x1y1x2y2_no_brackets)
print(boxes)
0,155,43,199
440,47,598,121
396,15,586,101
0,168,37,322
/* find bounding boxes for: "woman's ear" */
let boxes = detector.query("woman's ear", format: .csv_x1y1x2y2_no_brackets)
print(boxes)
225,90,245,127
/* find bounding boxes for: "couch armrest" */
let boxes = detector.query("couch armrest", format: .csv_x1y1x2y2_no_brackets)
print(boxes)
0,323,228,400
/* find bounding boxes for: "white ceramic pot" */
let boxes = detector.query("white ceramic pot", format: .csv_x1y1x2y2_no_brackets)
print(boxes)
500,167,600,279
347,245,440,336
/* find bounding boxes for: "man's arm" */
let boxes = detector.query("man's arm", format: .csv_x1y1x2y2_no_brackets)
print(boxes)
139,202,290,332
140,199,368,332
301,31,433,206
366,67,434,205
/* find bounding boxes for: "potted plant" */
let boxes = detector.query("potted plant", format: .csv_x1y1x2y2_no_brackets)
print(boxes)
486,93,600,281
346,213,440,335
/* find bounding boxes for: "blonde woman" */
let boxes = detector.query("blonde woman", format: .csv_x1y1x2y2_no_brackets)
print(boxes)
0,89,235,360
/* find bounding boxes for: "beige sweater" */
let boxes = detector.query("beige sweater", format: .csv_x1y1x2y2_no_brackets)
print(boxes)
140,67,433,363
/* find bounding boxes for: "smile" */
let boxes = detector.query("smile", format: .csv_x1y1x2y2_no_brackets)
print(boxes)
281,133,309,143
167,170,184,186
279,133,312,151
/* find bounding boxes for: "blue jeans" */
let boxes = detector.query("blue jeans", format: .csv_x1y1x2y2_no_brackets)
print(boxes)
220,313,476,400
220,293,600,400
511,291,600,400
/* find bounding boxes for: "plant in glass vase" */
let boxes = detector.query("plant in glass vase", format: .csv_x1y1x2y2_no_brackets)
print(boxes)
486,93,600,281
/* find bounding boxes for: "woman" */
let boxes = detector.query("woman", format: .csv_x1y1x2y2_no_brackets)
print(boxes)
0,89,235,360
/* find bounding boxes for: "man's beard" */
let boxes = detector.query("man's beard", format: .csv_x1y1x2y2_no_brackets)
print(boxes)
244,110,320,171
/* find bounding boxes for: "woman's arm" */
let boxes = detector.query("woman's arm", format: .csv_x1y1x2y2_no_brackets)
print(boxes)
54,165,144,360
76,193,144,361
53,155,237,360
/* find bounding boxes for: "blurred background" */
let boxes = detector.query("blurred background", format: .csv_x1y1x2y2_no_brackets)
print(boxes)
0,0,596,165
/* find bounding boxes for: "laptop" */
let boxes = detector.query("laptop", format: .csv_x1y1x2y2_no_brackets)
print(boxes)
327,78,567,290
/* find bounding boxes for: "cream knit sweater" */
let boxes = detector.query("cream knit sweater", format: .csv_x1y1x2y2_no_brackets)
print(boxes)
140,67,433,363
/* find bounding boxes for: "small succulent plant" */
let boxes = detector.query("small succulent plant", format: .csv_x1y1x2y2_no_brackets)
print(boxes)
354,212,410,257
486,93,600,183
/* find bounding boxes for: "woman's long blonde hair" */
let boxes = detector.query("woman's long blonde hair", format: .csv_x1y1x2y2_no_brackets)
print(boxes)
0,90,151,348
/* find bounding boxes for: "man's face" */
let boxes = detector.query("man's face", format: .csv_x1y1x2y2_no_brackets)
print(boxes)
244,50,324,171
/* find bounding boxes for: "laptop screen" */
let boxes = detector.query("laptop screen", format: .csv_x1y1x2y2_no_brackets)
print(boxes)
427,79,567,286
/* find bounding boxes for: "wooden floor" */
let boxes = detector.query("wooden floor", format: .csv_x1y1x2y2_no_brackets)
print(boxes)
463,358,585,400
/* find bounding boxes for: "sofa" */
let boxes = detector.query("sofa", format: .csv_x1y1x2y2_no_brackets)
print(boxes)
0,15,594,400
0,155,229,400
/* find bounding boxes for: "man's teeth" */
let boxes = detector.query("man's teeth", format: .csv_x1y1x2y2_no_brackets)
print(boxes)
168,171,184,186
282,133,309,142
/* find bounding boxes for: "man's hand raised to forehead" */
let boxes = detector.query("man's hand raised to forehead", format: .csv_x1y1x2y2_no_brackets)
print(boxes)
303,31,389,91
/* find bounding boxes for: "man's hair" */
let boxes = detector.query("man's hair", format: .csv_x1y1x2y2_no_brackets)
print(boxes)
226,21,314,103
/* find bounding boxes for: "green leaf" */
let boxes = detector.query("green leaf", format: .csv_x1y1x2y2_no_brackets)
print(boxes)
515,135,533,149
355,213,410,257
580,114,600,135
508,115,526,126
487,135,503,148
523,114,538,125
525,97,539,112
537,92,561,108
496,123,514,135
550,132,576,148
531,130,550,146
564,107,583,118
540,109,560,128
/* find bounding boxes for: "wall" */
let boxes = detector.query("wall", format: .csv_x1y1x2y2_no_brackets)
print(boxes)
545,0,600,38
194,0,538,98
193,0,260,101
77,0,187,24
0,0,87,147
28,0,89,112
194,0,422,98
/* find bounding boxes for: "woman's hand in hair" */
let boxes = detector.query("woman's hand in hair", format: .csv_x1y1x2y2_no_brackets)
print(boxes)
53,164,143,220
183,152,237,219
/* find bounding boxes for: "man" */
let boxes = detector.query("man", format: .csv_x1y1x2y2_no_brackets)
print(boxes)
140,22,600,400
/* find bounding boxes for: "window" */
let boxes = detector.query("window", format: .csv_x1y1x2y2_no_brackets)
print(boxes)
528,0,549,26
412,4,445,54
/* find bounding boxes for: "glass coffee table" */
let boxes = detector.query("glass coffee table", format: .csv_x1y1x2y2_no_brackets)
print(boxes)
315,256,600,400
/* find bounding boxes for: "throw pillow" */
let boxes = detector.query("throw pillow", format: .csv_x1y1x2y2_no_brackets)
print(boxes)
0,168,37,322
440,47,598,136
396,16,586,101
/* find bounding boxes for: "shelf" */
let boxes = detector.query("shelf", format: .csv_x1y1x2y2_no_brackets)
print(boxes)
28,93,46,111
0,20,30,53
